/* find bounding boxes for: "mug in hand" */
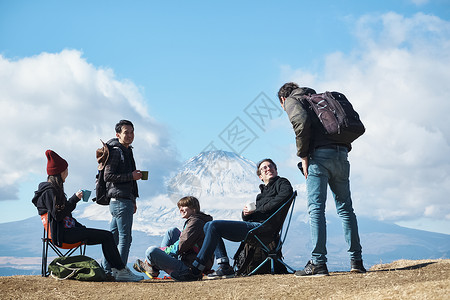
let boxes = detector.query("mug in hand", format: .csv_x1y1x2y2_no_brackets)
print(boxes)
246,202,256,212
81,190,91,202
141,171,149,180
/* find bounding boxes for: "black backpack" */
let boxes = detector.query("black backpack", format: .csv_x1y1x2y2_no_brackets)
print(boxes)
233,239,289,276
302,91,365,144
92,141,123,206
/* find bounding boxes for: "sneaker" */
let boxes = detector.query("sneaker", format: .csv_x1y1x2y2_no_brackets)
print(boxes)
113,267,144,282
105,273,116,282
206,264,235,280
171,268,203,282
133,259,160,278
294,260,329,277
350,259,367,273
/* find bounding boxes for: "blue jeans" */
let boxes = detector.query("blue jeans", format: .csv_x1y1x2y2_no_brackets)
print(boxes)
196,220,261,267
145,227,187,275
306,146,362,264
161,227,181,248
102,198,134,272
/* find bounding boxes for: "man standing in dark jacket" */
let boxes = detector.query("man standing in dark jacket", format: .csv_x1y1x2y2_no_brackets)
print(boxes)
171,158,294,281
278,82,365,276
102,119,143,278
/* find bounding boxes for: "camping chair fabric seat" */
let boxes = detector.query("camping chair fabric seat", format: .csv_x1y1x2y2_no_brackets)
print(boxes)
238,191,297,276
41,213,86,277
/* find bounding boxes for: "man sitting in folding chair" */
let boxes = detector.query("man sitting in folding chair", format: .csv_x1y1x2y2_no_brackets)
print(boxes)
171,158,293,281
233,190,297,276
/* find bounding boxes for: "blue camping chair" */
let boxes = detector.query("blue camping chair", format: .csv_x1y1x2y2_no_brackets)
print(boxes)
237,191,297,275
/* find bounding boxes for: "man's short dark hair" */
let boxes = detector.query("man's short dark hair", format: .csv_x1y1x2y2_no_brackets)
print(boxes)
115,120,134,133
278,82,299,103
256,158,277,176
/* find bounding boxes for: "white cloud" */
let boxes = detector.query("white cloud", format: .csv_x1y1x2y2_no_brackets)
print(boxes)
283,13,450,223
0,49,180,201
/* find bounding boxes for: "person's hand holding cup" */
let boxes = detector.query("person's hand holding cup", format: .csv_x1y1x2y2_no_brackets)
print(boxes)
81,189,91,202
243,201,256,215
140,171,149,180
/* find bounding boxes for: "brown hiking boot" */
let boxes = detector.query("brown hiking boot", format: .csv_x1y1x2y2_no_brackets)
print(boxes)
133,259,160,278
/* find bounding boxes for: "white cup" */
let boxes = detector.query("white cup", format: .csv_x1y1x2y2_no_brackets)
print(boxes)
246,202,256,212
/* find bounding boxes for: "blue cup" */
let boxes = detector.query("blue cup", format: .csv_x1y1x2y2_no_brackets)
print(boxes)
82,189,91,202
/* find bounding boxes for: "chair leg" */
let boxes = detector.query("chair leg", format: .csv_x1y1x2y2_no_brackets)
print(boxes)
247,257,271,276
41,238,48,277
276,258,296,273
42,237,55,277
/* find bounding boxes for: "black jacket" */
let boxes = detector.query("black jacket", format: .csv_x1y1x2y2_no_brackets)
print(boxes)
32,182,84,247
104,138,139,202
242,176,293,223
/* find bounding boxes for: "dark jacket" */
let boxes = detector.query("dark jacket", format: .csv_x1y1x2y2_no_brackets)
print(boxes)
284,87,351,157
179,212,214,271
242,176,293,223
104,138,139,202
32,182,84,247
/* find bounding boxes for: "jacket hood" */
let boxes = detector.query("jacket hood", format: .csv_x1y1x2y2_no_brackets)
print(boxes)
107,138,132,150
290,87,316,98
32,182,54,206
191,211,213,223
107,138,121,147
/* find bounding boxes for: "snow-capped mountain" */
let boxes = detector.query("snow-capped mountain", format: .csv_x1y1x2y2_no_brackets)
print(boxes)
166,150,261,210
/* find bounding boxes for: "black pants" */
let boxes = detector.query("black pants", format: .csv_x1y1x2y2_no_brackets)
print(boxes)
63,227,125,270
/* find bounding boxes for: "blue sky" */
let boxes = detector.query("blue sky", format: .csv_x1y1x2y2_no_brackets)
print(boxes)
1,0,449,233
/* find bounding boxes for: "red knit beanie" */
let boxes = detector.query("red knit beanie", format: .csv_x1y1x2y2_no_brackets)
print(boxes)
45,150,68,176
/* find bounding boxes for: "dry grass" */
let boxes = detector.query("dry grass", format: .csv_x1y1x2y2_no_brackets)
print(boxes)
1,259,448,300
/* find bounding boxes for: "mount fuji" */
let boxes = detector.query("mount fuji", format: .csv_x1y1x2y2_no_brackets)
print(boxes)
0,150,449,275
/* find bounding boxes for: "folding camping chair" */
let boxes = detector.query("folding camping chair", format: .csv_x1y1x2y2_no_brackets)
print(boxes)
41,213,86,277
240,190,297,276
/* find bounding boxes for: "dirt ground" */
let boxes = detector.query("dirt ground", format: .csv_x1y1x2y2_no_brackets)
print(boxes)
1,259,448,300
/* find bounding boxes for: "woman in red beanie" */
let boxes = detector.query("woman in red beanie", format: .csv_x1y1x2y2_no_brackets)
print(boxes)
32,150,143,282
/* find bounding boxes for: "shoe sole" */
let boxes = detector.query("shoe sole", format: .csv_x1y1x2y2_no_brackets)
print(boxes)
294,273,329,277
144,271,159,279
115,275,144,282
116,278,143,282
205,275,235,280
350,269,366,273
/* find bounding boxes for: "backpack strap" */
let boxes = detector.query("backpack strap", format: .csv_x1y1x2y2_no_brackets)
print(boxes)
112,146,125,163
50,262,83,280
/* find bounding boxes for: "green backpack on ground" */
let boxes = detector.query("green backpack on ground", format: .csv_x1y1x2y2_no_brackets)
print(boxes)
48,255,106,281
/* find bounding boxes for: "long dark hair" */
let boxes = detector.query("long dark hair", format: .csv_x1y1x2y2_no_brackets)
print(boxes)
47,174,66,212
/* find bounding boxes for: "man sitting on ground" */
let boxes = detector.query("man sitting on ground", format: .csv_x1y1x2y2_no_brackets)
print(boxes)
171,158,293,281
133,196,214,279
